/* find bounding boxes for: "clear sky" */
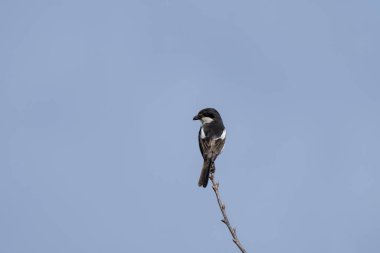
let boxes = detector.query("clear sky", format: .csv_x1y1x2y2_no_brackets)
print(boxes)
1,1,380,252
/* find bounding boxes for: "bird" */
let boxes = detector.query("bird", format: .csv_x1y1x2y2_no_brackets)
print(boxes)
193,108,226,187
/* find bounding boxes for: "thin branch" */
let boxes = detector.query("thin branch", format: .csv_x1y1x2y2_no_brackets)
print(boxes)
209,165,248,253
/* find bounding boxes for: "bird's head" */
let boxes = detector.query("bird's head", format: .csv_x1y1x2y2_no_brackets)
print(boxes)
193,108,221,124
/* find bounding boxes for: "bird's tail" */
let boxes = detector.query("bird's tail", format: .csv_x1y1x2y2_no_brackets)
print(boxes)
198,159,212,188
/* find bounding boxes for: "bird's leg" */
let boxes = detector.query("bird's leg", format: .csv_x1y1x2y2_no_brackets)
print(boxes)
210,162,216,173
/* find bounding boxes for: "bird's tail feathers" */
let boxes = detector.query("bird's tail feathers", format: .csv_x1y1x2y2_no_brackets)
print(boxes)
198,159,212,188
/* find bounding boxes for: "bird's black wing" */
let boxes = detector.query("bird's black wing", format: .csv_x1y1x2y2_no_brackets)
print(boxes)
198,128,211,160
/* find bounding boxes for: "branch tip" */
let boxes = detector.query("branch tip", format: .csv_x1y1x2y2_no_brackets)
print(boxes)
209,173,248,253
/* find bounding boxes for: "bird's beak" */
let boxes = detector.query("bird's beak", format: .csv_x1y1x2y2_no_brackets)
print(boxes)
193,115,199,120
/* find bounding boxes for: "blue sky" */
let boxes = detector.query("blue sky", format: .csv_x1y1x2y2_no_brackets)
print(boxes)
1,1,380,252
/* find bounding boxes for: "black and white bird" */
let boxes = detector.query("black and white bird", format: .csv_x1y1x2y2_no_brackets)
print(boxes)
193,108,226,188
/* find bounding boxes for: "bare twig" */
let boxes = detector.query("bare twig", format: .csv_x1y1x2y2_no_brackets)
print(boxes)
209,165,248,253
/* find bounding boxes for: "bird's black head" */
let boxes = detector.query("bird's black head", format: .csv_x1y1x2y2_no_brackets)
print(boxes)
193,108,222,124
